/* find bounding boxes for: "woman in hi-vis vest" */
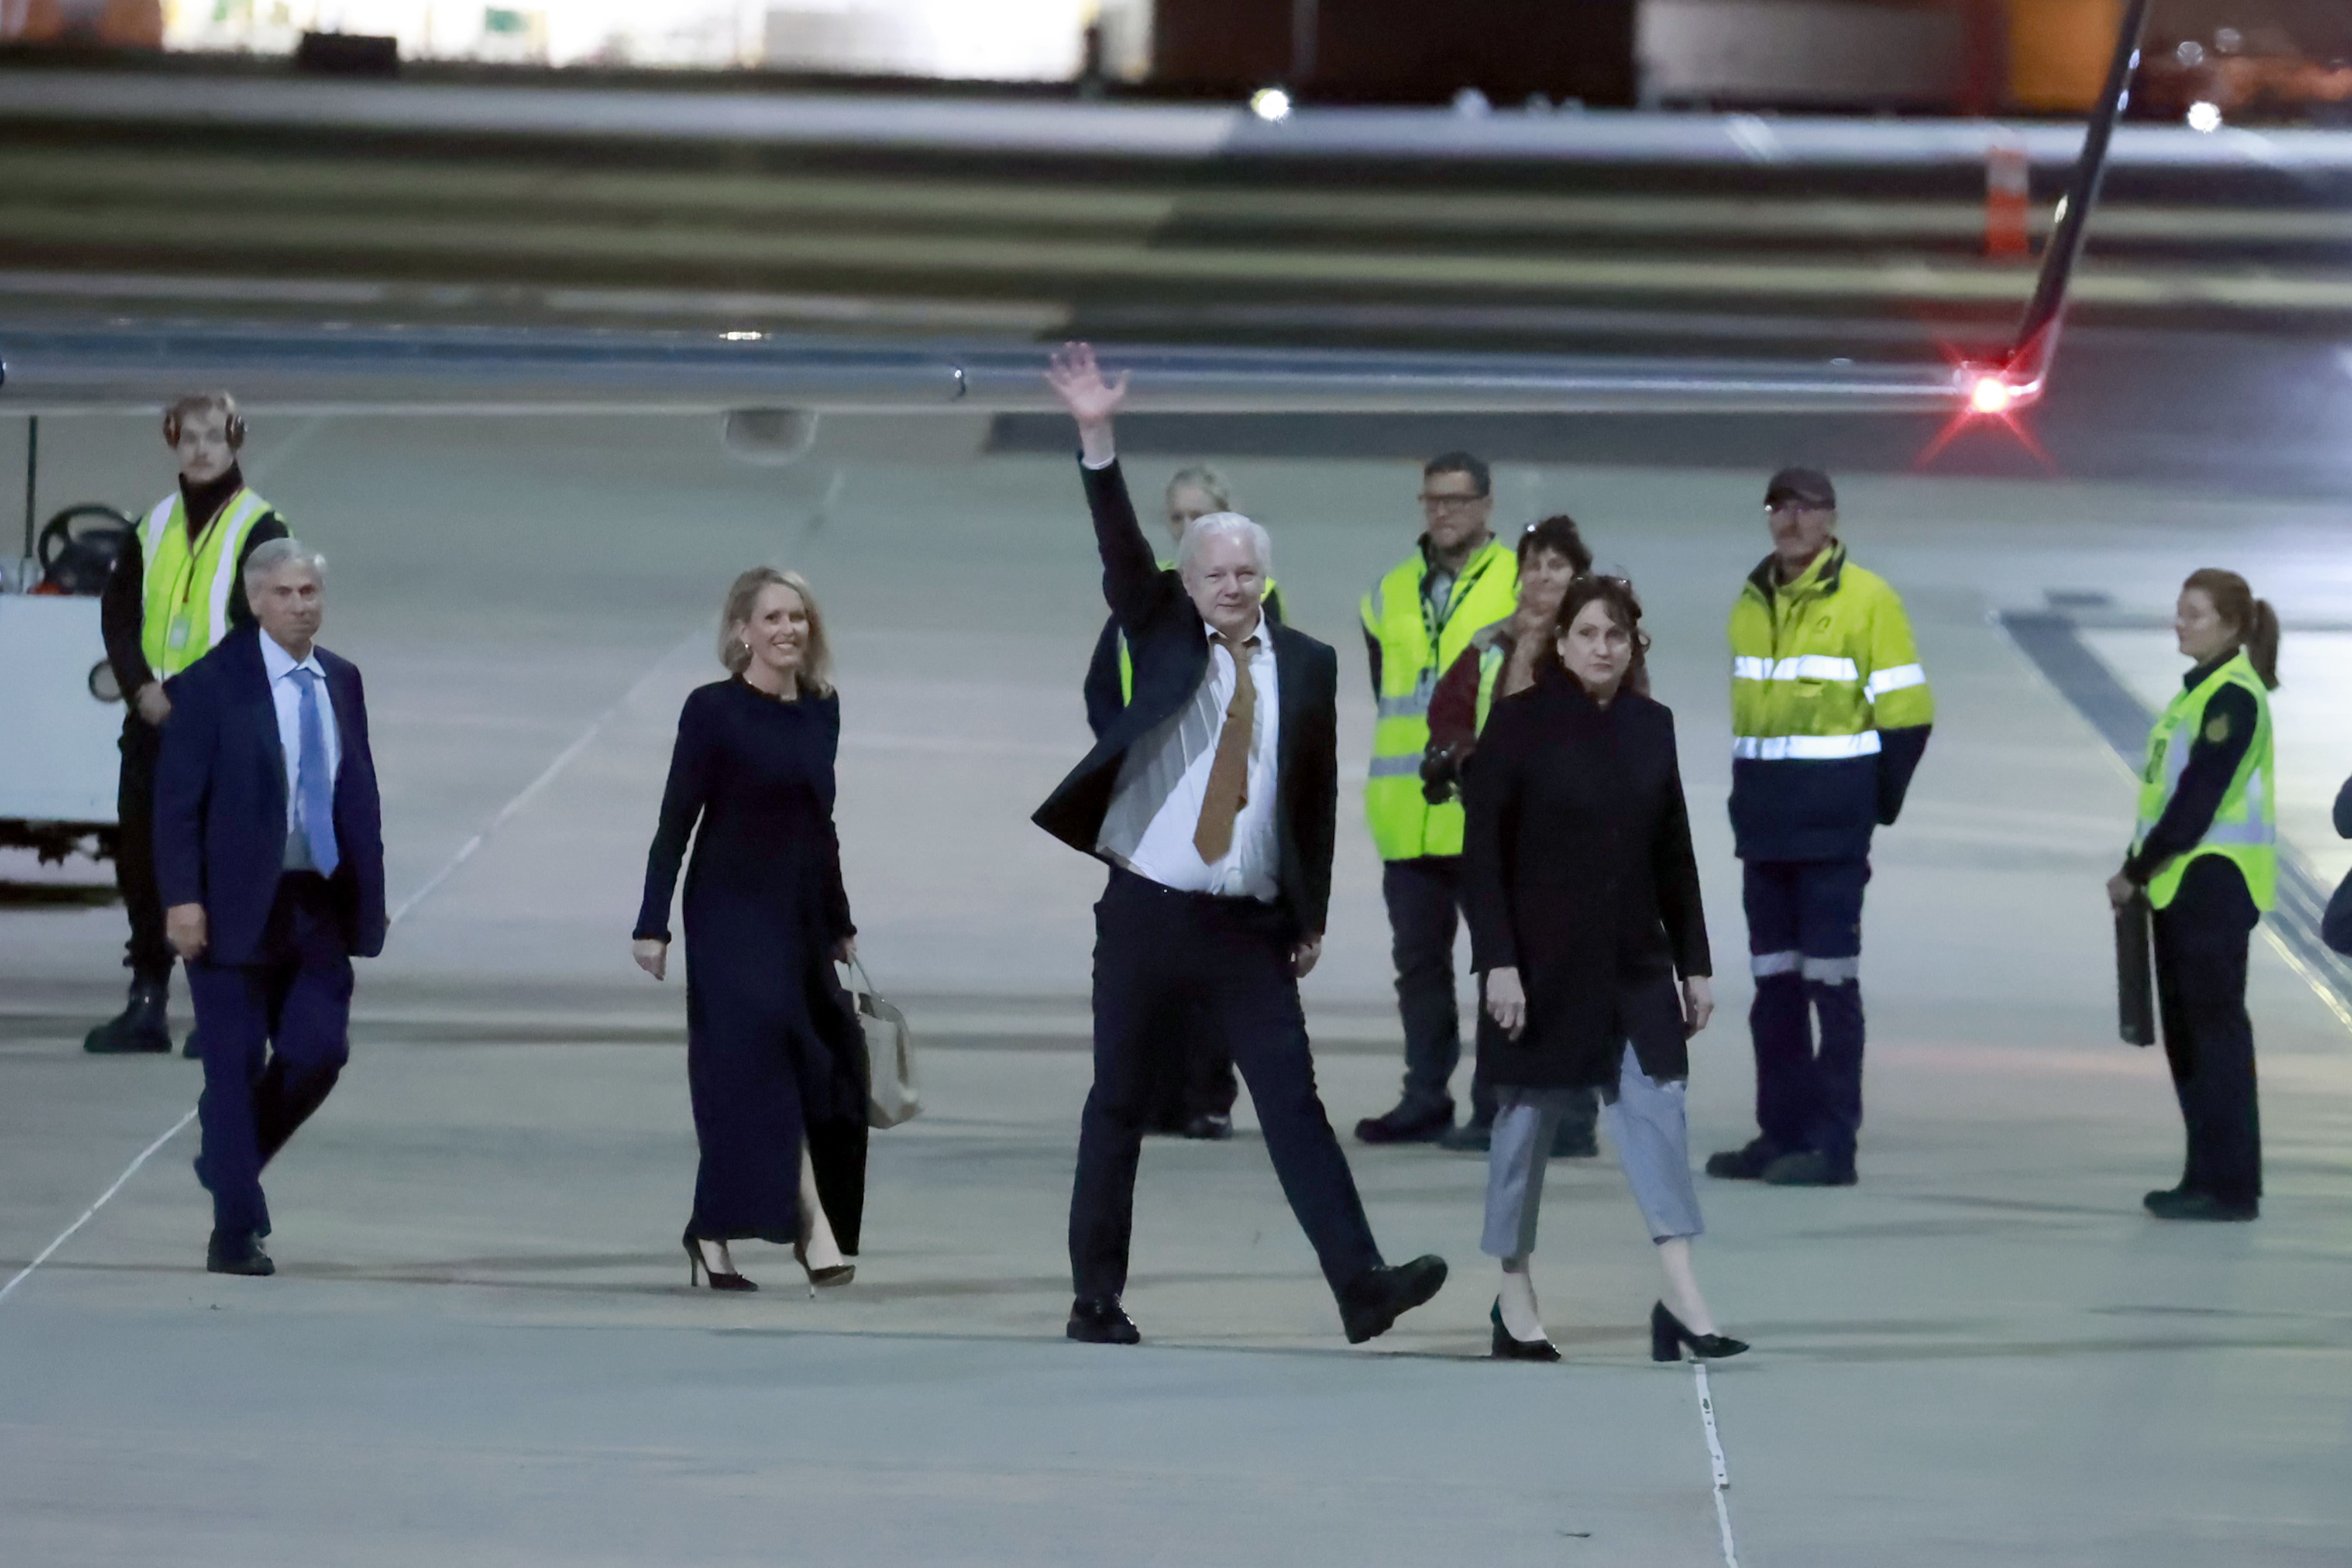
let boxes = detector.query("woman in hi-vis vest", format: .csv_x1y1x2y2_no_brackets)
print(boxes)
2107,570,2280,1223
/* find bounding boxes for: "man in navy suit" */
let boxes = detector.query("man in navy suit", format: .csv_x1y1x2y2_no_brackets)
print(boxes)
155,537,385,1277
1036,343,1447,1346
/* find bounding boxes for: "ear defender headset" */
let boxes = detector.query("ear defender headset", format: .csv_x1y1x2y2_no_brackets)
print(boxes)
162,392,246,450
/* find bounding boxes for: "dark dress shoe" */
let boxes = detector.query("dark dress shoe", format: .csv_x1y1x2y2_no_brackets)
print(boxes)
1651,1301,1747,1362
84,984,173,1055
1704,1138,1780,1180
2144,1187,2257,1222
1066,1296,1141,1344
1436,1121,1492,1153
1180,1113,1233,1141
206,1231,275,1277
1760,1150,1856,1187
1354,1099,1454,1145
1339,1254,1448,1344
1490,1298,1561,1362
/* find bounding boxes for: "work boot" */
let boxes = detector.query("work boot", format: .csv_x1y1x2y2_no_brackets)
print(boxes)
205,1231,275,1277
1704,1137,1781,1180
1761,1150,1857,1187
1436,1120,1492,1153
1354,1098,1454,1145
83,980,173,1055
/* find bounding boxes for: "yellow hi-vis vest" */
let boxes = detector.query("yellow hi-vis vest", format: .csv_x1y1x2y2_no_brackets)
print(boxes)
138,488,274,679
1361,537,1518,860
1728,542,1932,760
1118,574,1284,706
2133,649,2277,912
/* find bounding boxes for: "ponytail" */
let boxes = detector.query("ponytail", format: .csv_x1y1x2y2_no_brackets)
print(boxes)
2182,568,2279,690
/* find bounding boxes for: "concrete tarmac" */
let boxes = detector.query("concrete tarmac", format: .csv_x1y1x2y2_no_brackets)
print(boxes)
3,405,2349,1565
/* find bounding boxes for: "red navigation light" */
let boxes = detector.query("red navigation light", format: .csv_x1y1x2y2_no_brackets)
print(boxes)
1968,375,2016,416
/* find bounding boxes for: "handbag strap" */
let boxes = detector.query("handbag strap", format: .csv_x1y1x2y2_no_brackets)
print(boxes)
845,953,881,999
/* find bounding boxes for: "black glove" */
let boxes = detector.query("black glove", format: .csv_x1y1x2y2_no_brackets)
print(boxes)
1421,745,1462,805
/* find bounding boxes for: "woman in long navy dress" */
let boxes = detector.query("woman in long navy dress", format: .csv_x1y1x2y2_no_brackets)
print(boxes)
633,567,867,1292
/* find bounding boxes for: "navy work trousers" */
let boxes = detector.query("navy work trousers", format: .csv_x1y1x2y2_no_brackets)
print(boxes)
189,873,353,1238
1382,855,1505,1123
2153,857,2263,1210
1743,858,1870,1173
114,714,176,985
1070,869,1382,1303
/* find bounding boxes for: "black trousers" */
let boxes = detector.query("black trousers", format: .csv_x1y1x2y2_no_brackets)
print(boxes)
113,714,176,985
2152,857,2263,1210
1384,854,1510,1122
1070,870,1383,1302
1141,998,1238,1130
188,873,353,1237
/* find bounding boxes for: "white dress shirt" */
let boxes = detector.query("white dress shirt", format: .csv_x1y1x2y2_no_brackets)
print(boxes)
260,631,340,864
1096,613,1282,901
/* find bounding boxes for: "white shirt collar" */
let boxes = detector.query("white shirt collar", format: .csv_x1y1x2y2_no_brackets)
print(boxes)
1203,610,1266,648
260,631,325,682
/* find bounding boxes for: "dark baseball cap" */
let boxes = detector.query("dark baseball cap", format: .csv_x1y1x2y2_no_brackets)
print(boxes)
1765,466,1836,508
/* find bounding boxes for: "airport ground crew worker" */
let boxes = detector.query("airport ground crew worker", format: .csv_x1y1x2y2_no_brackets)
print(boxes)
1080,462,1282,1139
1705,468,1931,1187
85,391,288,1055
2106,569,2279,1222
1418,514,1602,1156
1354,451,1521,1145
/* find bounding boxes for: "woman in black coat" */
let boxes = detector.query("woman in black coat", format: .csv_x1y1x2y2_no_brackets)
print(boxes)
633,567,867,1294
1464,575,1746,1364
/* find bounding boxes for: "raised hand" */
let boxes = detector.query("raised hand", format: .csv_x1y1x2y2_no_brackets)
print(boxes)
1044,341,1130,431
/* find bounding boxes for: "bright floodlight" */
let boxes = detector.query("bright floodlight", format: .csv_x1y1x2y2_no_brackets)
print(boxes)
1250,87,1292,122
1969,376,2015,416
2187,101,2223,133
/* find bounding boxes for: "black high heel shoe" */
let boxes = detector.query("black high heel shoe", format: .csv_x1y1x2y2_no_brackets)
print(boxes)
1491,1298,1562,1362
683,1231,756,1292
795,1240,854,1292
1651,1301,1746,1361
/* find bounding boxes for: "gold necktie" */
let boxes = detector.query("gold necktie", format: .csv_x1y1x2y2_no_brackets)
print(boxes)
1193,632,1258,864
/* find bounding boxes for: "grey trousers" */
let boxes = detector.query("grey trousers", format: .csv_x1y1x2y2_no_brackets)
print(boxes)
1482,1046,1704,1258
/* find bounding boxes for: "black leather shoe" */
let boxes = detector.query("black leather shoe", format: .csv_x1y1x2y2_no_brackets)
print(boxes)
1066,1296,1141,1344
1180,1113,1233,1141
1339,1254,1448,1344
84,983,173,1055
1490,1298,1561,1362
1354,1099,1454,1145
1761,1150,1856,1187
1651,1301,1746,1362
1436,1121,1492,1153
205,1231,275,1277
2144,1187,2257,1222
1704,1137,1779,1180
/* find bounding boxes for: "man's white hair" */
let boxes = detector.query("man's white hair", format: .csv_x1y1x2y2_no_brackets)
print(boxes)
1175,511,1272,579
242,536,328,587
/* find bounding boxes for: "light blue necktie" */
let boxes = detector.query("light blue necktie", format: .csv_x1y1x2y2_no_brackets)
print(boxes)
292,666,340,877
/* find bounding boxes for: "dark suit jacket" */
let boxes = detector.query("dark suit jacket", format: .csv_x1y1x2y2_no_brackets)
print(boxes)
153,623,388,967
1463,662,1711,1090
1035,460,1337,939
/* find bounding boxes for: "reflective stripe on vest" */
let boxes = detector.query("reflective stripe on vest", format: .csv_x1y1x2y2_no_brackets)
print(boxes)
2132,649,2277,912
1731,732,1883,761
1359,539,1519,861
138,489,272,679
1473,640,1506,735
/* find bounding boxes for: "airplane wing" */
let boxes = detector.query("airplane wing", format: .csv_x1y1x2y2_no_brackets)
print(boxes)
0,1,2144,421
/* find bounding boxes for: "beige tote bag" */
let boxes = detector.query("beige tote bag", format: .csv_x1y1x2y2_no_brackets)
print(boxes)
844,956,921,1128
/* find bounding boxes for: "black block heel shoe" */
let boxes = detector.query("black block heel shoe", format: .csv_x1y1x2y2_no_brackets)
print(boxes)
1490,1299,1561,1362
1651,1301,1746,1362
683,1232,756,1292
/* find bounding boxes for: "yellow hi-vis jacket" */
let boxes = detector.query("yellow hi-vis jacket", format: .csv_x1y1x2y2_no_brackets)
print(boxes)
1361,536,1518,860
1727,542,1932,861
138,487,276,680
2132,650,2277,911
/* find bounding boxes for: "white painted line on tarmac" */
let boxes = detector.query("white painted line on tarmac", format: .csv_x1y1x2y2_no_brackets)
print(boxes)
385,625,704,928
1693,1362,1742,1568
0,1108,196,1308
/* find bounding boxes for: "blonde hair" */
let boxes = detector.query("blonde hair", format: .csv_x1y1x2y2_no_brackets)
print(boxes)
719,567,834,697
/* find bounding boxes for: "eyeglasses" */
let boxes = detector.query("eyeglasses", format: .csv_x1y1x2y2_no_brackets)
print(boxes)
1419,492,1487,511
